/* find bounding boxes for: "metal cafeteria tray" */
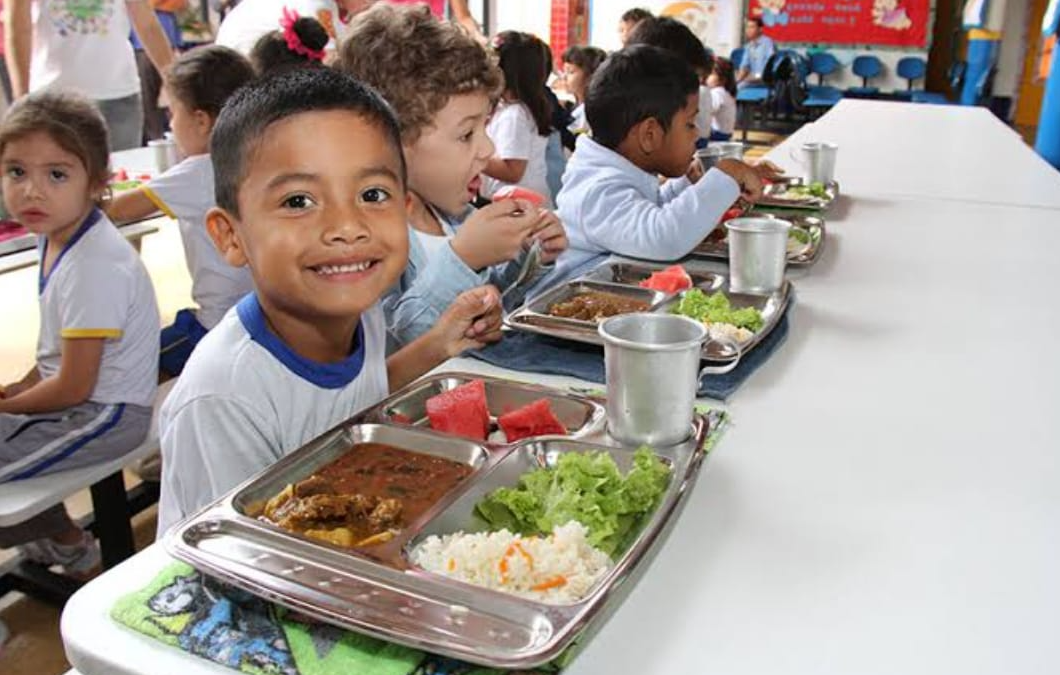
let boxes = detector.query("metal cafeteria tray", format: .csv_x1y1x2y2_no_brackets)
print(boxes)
690,214,826,267
165,373,723,669
519,279,669,331
506,261,792,363
754,176,838,211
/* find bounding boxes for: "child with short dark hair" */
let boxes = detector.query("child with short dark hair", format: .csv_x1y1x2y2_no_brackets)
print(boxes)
540,45,762,285
0,90,160,572
627,16,715,149
561,45,607,136
481,31,554,207
157,67,502,533
107,46,257,378
250,12,329,75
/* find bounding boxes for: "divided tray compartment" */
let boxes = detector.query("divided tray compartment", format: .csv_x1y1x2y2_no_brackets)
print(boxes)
372,372,606,440
579,261,726,291
164,374,721,669
230,422,494,568
521,279,669,330
755,176,839,211
690,214,826,267
505,260,793,364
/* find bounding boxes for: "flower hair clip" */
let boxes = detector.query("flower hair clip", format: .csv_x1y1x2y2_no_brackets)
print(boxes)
280,7,326,62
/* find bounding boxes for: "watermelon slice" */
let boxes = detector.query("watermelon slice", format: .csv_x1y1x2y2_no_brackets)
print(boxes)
721,206,744,223
497,399,567,442
638,264,692,294
426,380,490,440
493,185,547,208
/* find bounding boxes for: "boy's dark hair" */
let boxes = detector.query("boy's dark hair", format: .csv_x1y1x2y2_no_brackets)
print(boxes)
493,31,551,136
250,18,328,75
747,17,765,29
562,45,608,78
166,45,256,118
621,8,652,24
211,67,406,216
626,16,713,77
585,45,698,151
0,89,110,190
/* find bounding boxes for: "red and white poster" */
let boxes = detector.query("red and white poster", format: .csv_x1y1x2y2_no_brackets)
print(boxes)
746,1,932,48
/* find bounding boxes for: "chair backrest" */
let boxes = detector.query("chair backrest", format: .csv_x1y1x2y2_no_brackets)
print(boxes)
896,56,927,89
852,55,883,86
809,52,840,85
730,46,745,69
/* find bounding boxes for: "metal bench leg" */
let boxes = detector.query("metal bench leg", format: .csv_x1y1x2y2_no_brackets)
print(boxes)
89,471,136,569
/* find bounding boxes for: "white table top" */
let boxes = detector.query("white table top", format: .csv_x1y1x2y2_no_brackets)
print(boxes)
62,112,1060,674
773,99,1060,210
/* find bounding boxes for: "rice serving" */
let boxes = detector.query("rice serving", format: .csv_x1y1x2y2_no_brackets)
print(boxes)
411,521,611,604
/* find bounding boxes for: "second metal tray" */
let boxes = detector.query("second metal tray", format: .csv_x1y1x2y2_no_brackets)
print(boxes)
689,214,826,267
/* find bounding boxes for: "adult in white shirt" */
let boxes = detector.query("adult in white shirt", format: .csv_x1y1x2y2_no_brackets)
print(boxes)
3,0,174,150
215,0,371,56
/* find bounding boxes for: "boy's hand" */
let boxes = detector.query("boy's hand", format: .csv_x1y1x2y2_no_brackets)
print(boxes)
451,199,539,270
529,210,568,264
716,158,764,202
751,159,785,182
686,158,705,184
435,285,504,358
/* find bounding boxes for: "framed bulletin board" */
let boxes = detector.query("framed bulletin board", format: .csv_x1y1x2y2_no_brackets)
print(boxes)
746,1,933,49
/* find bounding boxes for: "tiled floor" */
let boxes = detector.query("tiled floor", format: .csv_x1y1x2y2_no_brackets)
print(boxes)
0,129,785,675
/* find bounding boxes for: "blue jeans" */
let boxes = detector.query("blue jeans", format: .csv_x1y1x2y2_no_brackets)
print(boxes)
96,93,144,151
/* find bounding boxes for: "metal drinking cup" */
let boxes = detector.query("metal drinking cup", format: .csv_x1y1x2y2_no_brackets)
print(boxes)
790,141,838,184
727,216,793,294
599,313,741,447
696,141,746,171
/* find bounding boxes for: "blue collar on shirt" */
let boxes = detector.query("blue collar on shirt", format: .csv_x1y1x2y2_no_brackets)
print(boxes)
38,207,102,295
236,293,366,389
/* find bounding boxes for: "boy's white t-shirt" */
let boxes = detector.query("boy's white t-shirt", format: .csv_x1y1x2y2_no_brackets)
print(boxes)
142,155,255,329
710,86,737,135
481,101,552,206
215,0,349,55
29,0,141,99
157,296,389,533
36,210,160,407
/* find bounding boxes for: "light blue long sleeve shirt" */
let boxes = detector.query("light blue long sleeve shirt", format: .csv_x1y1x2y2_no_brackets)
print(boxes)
529,135,740,293
381,207,546,349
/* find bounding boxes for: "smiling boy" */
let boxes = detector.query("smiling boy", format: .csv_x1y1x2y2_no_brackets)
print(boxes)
157,68,502,532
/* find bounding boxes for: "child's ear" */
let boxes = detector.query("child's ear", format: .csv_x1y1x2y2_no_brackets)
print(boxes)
206,207,249,268
194,109,213,135
634,117,665,155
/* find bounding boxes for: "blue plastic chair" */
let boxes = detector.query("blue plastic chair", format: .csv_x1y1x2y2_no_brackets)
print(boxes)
731,46,746,70
805,52,843,112
894,56,950,104
847,55,883,97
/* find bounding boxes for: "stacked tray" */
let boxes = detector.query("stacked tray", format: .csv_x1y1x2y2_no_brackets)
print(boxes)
165,373,724,669
755,176,839,211
505,260,792,362
690,212,826,267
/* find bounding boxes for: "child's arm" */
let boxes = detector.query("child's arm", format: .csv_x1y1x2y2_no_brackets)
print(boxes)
578,162,754,261
386,286,502,392
0,339,103,414
105,188,162,225
1,366,41,400
483,157,528,184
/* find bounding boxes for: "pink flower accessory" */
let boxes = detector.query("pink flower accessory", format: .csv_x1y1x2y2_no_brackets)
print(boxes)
280,7,326,62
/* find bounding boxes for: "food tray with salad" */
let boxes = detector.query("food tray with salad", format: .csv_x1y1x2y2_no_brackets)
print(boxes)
506,260,792,363
691,213,826,267
755,176,838,211
164,372,723,668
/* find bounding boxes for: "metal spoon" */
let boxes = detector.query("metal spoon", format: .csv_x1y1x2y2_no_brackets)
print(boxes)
500,238,543,309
